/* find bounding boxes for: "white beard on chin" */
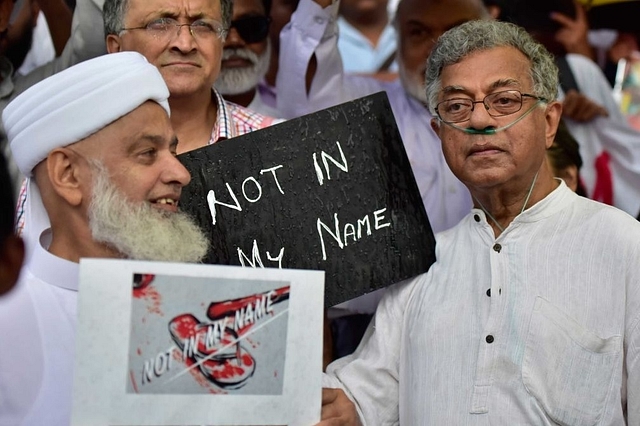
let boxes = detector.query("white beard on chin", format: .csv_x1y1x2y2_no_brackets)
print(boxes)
88,163,209,263
398,56,429,105
214,40,272,96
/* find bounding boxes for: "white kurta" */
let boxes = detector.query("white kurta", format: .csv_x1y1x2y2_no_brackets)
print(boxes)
324,181,640,425
0,231,78,426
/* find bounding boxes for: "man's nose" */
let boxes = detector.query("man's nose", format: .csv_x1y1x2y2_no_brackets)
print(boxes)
164,155,191,187
170,24,198,52
224,26,246,47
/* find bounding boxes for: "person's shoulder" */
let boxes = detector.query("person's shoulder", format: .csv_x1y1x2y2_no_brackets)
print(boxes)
573,196,640,239
224,100,283,131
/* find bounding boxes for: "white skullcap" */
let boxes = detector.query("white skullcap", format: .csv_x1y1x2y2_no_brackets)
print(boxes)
3,51,170,177
4,51,171,267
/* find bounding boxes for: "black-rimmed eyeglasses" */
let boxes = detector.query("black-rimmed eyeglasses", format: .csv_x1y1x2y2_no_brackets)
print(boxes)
435,90,547,124
121,17,228,42
229,15,272,44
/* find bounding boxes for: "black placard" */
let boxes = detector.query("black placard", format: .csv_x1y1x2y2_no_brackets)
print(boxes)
179,92,436,307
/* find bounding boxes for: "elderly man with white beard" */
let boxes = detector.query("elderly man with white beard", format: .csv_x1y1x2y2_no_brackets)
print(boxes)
0,51,208,426
214,0,280,117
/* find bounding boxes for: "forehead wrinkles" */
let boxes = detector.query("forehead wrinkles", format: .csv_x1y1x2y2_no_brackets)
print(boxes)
441,49,534,91
128,0,218,20
441,78,524,97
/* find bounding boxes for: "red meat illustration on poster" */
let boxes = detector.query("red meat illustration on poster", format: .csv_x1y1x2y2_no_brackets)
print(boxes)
127,273,290,395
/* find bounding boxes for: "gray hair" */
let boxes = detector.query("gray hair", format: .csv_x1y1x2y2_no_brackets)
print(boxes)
425,20,558,115
103,0,233,35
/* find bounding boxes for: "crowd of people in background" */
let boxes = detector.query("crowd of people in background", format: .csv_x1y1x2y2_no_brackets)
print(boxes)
1,0,640,424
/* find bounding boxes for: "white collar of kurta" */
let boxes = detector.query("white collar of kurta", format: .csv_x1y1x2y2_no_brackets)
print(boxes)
511,178,576,224
472,179,577,231
29,229,79,292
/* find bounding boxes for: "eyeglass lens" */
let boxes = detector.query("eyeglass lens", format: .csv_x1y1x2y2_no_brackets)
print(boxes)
230,16,270,44
438,91,526,123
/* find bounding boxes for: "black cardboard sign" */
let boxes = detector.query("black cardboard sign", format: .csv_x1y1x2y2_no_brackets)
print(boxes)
178,92,436,307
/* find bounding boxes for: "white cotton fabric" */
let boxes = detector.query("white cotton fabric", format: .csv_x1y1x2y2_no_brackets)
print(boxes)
324,181,640,425
3,51,170,177
0,230,79,426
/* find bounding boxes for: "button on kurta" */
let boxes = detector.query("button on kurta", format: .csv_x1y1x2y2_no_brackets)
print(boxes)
486,335,494,343
493,244,502,253
474,214,480,222
486,288,491,297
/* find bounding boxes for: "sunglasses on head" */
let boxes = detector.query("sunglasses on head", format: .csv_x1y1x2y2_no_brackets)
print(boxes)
229,15,271,44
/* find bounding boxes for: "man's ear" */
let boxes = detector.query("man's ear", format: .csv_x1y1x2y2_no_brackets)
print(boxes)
0,235,25,296
430,117,441,134
45,148,88,207
106,34,123,53
545,101,563,149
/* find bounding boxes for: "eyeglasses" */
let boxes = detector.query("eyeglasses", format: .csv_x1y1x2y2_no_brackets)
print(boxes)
229,15,271,44
121,17,228,42
435,90,546,124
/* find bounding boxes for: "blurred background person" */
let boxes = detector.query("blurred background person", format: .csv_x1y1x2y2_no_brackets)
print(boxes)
262,0,298,109
547,119,587,196
494,0,640,218
1,0,103,202
214,0,281,116
10,0,73,75
337,0,397,77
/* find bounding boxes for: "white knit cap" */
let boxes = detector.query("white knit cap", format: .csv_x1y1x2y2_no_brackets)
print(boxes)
3,51,170,177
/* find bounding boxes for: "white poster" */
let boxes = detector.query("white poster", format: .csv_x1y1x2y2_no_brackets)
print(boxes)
71,259,324,426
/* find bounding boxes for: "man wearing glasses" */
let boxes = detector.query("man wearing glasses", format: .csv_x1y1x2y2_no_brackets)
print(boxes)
103,0,279,155
214,0,281,117
318,20,640,425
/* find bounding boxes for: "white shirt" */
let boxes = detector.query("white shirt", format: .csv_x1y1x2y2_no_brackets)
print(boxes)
336,17,397,74
324,181,640,425
276,0,472,234
0,231,78,426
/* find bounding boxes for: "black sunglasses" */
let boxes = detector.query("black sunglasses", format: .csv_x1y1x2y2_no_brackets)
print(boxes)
229,15,272,44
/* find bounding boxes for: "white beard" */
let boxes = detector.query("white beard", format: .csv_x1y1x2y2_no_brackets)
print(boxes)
398,55,429,105
215,40,272,96
88,164,209,263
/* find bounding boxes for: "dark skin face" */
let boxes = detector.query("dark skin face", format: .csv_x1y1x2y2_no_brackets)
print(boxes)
223,0,268,70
